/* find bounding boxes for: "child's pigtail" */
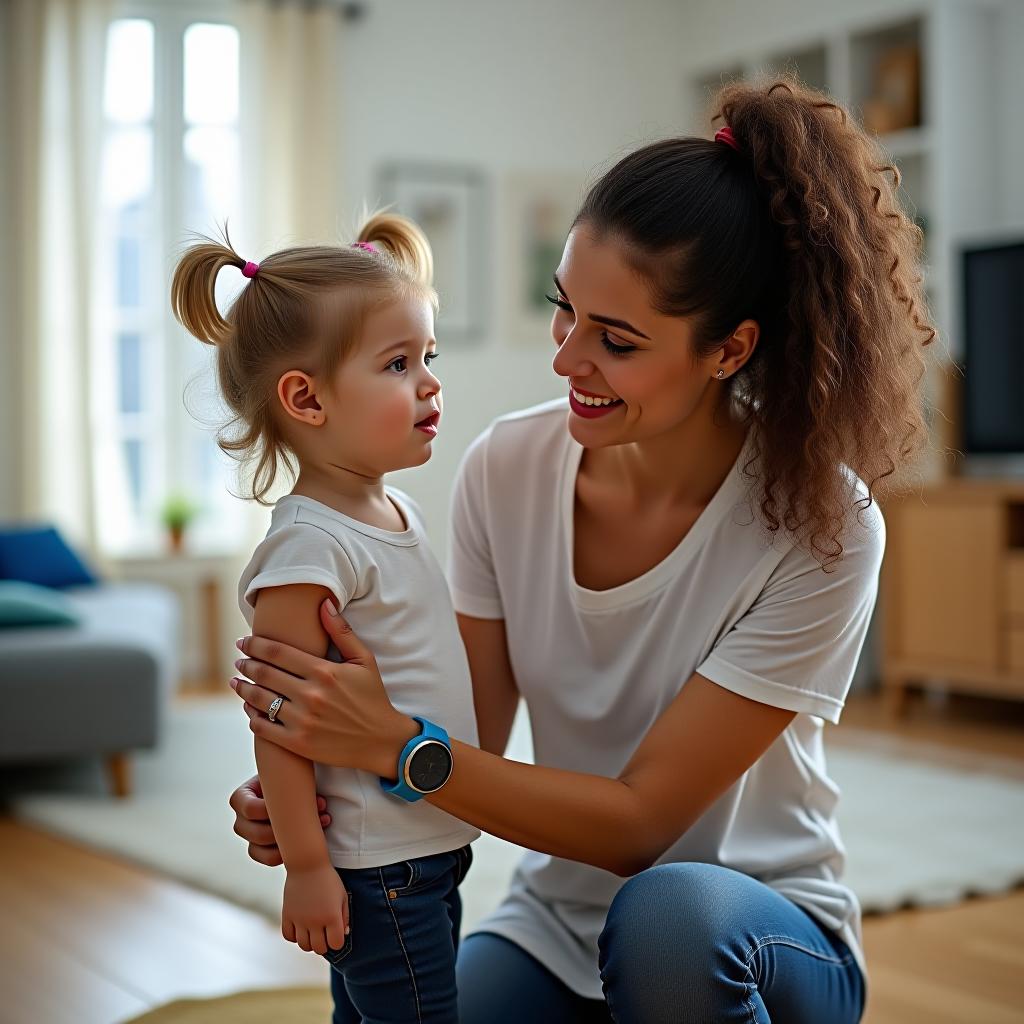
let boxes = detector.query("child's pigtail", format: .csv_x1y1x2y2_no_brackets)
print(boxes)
171,232,246,346
356,211,434,289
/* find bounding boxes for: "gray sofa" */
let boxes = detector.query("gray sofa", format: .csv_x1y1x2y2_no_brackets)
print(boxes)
0,581,180,796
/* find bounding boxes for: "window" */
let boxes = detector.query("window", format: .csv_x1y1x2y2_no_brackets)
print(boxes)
96,4,242,555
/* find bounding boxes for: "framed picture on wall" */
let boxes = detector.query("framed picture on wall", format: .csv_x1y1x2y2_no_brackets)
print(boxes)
376,163,487,344
502,172,589,347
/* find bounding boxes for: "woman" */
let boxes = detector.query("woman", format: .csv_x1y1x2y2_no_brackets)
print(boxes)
228,78,933,1022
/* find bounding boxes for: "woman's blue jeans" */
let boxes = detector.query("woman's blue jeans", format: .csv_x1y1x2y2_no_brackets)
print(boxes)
330,860,865,1022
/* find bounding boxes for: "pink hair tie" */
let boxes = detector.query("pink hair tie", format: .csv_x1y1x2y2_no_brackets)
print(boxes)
241,260,260,278
714,125,741,152
351,241,377,254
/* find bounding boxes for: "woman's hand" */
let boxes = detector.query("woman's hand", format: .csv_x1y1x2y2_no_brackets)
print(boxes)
229,774,333,867
283,862,349,955
230,598,419,778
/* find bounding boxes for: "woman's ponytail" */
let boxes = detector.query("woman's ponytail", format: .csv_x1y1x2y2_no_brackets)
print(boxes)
718,77,934,353
714,78,936,558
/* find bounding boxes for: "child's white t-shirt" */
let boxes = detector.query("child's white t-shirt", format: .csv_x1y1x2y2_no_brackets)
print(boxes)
447,398,884,998
238,489,480,870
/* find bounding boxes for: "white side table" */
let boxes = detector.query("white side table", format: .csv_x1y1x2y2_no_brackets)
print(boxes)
111,549,237,691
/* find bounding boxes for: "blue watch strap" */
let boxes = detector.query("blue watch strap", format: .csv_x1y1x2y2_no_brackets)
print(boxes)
380,716,451,802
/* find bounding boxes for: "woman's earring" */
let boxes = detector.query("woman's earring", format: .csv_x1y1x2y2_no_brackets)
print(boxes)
715,369,726,380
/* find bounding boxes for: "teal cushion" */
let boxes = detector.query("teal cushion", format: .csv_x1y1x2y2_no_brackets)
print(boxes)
0,580,81,627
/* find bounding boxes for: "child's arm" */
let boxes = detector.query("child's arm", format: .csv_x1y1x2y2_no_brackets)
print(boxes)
251,583,348,953
251,583,334,868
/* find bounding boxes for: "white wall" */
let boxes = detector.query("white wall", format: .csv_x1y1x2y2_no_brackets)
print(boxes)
335,0,690,559
995,0,1024,227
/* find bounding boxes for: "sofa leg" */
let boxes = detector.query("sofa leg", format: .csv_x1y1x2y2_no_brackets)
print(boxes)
106,753,132,798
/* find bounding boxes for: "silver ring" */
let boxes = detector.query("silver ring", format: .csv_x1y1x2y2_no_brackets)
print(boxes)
267,695,285,723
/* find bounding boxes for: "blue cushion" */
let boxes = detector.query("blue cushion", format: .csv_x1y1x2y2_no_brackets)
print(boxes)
0,580,81,627
0,524,98,588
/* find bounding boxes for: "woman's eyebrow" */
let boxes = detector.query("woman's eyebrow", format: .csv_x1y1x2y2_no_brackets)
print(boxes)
553,274,651,340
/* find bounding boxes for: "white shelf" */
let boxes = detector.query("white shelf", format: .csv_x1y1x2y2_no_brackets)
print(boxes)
687,14,935,306
876,125,932,160
684,0,1002,480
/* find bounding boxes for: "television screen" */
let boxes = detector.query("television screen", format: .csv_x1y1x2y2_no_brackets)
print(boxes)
962,240,1024,455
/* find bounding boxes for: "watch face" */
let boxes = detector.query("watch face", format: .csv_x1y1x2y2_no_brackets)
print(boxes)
407,740,453,792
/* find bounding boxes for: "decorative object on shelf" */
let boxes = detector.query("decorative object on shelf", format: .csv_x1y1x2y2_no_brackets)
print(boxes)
160,494,200,553
376,162,487,344
503,172,587,347
863,44,921,134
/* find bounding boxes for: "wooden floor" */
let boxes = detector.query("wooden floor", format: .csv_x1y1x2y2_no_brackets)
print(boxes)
1,689,1022,1024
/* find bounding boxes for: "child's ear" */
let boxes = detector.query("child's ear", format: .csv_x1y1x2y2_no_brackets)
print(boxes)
277,370,325,425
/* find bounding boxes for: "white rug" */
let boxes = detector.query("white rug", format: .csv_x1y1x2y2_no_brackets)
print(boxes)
6,699,1024,927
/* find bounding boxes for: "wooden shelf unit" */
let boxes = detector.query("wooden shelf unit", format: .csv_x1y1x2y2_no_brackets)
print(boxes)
880,479,1024,713
684,1,1001,387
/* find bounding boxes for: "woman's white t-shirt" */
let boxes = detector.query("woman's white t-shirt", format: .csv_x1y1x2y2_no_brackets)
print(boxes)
447,398,884,999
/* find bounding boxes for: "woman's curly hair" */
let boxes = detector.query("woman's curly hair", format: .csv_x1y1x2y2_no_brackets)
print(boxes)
576,76,936,571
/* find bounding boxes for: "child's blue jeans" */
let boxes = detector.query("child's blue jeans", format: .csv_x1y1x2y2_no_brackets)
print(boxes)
326,844,473,1024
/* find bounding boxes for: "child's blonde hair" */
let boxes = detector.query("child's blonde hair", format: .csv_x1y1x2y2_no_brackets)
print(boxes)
170,212,435,505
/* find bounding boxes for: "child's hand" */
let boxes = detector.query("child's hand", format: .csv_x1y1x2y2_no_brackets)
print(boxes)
282,863,349,955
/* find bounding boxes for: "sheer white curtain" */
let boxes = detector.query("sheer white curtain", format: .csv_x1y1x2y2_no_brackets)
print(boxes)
5,0,345,570
240,0,345,247
7,0,114,568
233,0,346,553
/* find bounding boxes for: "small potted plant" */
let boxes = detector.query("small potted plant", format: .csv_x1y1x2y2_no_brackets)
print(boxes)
160,494,200,553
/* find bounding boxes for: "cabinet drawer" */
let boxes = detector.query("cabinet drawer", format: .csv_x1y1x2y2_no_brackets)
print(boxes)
893,501,1001,669
1008,557,1024,618
1009,628,1024,674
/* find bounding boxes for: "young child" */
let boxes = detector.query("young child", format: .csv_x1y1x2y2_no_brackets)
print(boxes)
170,213,480,1022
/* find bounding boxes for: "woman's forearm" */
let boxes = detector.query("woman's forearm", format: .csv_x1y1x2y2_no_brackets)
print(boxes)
255,738,331,871
372,717,657,875
427,741,656,877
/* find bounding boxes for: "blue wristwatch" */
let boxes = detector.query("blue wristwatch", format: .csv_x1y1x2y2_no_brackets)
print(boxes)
380,716,453,802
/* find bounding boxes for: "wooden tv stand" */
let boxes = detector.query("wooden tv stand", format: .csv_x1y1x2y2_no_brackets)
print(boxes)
880,478,1024,715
